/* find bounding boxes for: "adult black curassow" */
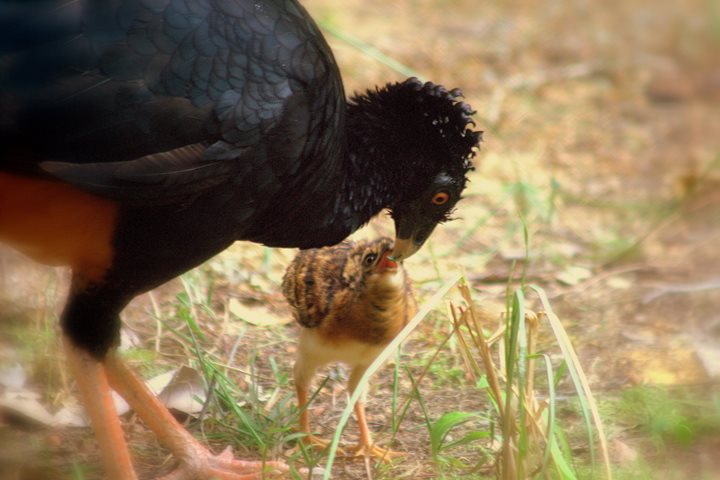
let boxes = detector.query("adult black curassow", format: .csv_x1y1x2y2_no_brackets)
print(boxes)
0,0,481,478
282,237,417,460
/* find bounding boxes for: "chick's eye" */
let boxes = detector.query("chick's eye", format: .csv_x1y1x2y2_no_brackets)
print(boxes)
363,253,377,266
432,191,450,205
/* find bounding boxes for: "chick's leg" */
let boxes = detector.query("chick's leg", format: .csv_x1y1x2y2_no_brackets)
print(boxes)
295,379,332,450
64,337,138,480
348,366,403,461
293,354,344,452
104,351,288,480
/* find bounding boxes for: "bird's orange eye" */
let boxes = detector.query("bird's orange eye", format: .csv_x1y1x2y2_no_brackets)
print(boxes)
432,192,450,205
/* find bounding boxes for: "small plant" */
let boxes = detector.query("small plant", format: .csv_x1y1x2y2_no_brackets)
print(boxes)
447,281,612,479
428,410,491,469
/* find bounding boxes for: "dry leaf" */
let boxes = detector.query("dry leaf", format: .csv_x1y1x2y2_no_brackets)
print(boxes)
112,391,130,416
610,438,638,465
556,265,592,286
156,366,206,415
145,369,178,395
120,327,142,351
248,275,275,293
606,277,632,290
620,329,656,346
692,340,720,378
0,363,26,389
52,391,129,427
228,298,291,327
51,367,204,427
53,403,88,427
0,391,55,427
499,247,530,261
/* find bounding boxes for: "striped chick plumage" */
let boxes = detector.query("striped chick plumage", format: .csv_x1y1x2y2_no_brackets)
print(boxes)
282,237,416,458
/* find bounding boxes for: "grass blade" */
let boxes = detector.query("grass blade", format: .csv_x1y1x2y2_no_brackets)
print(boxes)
530,285,612,480
533,353,556,479
322,273,462,480
318,20,422,78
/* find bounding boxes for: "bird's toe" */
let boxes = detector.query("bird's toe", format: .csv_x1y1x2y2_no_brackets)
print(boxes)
352,443,404,462
158,446,290,480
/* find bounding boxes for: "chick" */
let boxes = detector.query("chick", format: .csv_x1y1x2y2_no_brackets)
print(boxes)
282,237,417,459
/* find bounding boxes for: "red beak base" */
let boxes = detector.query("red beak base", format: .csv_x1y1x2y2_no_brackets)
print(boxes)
376,251,399,273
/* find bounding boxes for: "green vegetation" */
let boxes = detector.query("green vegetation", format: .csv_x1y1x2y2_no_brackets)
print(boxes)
609,386,720,449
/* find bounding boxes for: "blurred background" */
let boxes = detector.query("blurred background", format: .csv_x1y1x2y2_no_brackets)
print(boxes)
1,0,719,478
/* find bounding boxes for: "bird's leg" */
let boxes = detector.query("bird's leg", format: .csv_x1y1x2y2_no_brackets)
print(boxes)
293,361,345,454
347,366,403,462
296,384,315,444
63,337,138,480
352,401,402,461
295,382,343,452
103,350,289,480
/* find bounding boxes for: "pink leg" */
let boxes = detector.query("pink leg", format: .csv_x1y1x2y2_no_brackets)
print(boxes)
64,337,138,480
104,351,290,479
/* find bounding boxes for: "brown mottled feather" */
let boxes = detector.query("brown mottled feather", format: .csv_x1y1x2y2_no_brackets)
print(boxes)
282,237,416,345
283,237,417,457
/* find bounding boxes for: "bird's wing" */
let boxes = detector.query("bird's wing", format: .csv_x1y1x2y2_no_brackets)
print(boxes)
282,242,359,328
1,0,342,205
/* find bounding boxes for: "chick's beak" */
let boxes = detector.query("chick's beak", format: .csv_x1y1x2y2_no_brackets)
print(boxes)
375,250,399,273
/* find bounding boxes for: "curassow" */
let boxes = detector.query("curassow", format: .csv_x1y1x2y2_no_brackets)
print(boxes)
0,0,481,478
282,237,416,459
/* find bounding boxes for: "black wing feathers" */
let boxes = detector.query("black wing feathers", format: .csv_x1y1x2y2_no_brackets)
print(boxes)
1,0,341,206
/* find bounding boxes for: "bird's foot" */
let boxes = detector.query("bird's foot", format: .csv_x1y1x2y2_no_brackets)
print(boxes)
158,445,290,480
289,434,347,456
353,443,404,462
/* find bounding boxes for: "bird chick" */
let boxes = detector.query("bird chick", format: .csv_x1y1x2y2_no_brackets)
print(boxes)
282,237,417,459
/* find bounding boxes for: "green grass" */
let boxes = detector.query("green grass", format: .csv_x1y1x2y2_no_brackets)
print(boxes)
322,273,462,479
146,263,611,480
441,281,612,480
117,196,615,480
122,348,167,378
428,410,492,469
70,462,92,480
140,155,719,479
607,386,720,449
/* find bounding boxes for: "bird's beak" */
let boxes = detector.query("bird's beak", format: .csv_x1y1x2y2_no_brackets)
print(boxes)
375,250,399,273
389,214,435,262
389,236,421,262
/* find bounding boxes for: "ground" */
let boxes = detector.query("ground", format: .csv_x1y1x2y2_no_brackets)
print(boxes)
1,0,719,479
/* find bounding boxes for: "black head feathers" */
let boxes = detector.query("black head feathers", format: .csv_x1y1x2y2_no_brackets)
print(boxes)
347,77,482,188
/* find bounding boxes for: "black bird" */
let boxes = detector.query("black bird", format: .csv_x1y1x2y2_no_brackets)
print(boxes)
0,0,481,478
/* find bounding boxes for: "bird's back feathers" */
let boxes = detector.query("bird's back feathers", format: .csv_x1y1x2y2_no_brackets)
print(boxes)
283,238,417,346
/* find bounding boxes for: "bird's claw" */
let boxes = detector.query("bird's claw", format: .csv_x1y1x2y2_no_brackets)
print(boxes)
158,446,290,480
288,434,348,456
353,443,404,463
